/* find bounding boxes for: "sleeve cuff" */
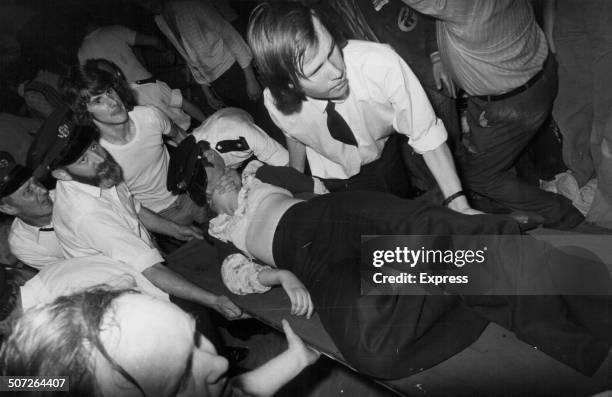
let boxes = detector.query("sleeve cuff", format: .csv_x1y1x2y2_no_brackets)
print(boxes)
125,247,165,273
408,118,448,154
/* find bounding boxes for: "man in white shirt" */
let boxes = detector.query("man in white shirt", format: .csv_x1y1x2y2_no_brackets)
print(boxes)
249,2,477,214
192,107,288,169
0,151,63,269
61,65,206,225
27,111,243,320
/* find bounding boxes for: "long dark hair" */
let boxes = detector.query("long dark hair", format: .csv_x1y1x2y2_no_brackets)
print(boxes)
0,288,145,397
60,61,136,125
248,2,343,115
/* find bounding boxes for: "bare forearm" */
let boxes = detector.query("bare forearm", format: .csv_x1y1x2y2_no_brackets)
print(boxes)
138,206,177,236
543,0,556,53
422,143,470,211
287,138,306,172
242,64,258,86
257,268,285,287
231,349,309,397
142,263,218,307
181,98,207,123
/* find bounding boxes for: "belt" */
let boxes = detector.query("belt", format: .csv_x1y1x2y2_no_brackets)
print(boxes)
474,54,550,102
134,76,157,85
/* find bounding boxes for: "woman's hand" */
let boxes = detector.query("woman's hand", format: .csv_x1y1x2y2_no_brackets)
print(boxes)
278,270,313,318
282,319,320,366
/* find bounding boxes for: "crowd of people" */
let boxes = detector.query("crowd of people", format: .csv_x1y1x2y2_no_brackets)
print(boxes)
1,0,611,395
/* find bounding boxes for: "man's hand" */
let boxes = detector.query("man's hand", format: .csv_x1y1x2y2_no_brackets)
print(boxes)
243,64,263,101
279,271,313,318
214,295,245,320
432,58,456,98
282,319,320,366
455,207,485,215
171,223,204,241
201,85,225,110
245,78,262,102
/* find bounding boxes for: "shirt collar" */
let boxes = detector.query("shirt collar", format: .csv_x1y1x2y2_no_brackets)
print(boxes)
62,179,104,198
308,96,348,113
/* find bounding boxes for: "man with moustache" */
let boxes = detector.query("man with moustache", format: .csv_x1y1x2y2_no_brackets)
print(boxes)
27,110,244,320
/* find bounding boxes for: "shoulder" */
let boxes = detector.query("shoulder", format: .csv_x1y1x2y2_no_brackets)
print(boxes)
106,25,135,37
344,40,402,72
53,182,101,220
131,105,168,126
8,218,33,244
262,88,305,129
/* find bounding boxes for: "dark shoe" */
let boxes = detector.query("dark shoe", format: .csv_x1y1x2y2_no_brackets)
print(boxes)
544,206,585,230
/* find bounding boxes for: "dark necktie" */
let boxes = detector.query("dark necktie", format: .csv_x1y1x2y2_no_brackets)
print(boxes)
326,101,358,146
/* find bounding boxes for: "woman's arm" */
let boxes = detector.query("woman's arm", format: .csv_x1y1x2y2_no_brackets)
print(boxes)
230,319,319,396
221,254,313,318
258,269,313,318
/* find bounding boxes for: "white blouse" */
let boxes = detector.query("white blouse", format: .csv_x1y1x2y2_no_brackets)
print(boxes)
209,161,327,294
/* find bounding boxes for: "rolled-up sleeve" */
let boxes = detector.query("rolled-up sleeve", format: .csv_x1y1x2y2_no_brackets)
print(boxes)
384,52,448,153
221,253,272,295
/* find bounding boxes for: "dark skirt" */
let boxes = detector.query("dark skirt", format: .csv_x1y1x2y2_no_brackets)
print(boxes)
272,190,612,379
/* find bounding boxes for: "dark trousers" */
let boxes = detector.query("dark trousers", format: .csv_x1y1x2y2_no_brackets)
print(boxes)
322,134,415,198
457,55,583,229
212,62,286,147
273,191,612,378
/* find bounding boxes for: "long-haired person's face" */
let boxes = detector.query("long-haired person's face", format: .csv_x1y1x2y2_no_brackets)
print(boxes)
95,294,229,397
297,16,348,100
86,87,129,125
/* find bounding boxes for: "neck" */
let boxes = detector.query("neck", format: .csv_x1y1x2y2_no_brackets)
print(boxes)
97,119,134,145
20,212,52,228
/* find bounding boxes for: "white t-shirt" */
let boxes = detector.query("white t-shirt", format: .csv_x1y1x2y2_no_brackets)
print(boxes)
20,255,169,310
78,25,152,82
100,106,176,213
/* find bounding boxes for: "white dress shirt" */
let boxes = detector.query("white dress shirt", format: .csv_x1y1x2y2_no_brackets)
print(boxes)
8,218,63,270
264,40,447,179
192,107,288,169
53,180,164,273
8,190,63,269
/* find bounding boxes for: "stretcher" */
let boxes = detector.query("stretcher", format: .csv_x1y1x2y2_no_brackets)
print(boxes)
167,231,612,397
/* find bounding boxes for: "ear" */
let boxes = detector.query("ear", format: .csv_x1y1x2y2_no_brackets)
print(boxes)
51,168,73,181
0,202,19,216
